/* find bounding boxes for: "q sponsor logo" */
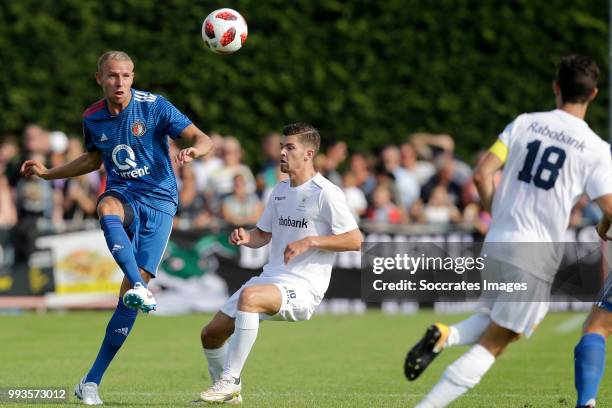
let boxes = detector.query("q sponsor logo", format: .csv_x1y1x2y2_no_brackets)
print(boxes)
111,144,150,179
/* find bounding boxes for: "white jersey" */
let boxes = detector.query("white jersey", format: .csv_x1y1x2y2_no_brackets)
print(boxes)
256,173,359,300
485,109,612,279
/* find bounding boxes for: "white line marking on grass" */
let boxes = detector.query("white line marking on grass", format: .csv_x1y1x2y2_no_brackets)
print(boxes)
555,314,587,333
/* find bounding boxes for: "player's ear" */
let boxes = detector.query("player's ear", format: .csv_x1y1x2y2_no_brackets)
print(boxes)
552,80,560,96
95,71,102,86
588,87,598,102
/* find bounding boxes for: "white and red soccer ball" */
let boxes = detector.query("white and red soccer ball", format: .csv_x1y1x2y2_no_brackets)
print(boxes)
202,8,248,54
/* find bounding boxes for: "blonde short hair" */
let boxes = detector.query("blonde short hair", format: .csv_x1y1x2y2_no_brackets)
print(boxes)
97,51,133,72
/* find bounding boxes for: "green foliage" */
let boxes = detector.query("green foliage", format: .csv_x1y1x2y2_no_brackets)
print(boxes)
0,0,608,165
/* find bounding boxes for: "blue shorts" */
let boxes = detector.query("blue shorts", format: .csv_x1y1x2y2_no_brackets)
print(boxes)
99,190,173,277
596,271,612,312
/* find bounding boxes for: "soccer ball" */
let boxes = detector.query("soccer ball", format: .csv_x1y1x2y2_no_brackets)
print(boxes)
202,8,248,54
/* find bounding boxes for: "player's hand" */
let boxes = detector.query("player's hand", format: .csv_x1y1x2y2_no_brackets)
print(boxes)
20,160,49,179
284,237,312,265
229,227,250,246
596,220,612,241
175,147,198,166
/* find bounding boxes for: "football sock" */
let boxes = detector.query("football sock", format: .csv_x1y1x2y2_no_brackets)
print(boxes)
446,313,491,347
222,311,259,379
204,340,230,383
85,298,138,385
575,333,606,407
416,344,495,408
100,215,144,287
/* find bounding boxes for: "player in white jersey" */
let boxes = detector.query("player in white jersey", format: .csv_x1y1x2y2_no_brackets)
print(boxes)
404,55,612,408
197,123,362,404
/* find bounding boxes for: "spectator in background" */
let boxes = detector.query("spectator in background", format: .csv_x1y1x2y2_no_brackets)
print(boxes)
208,136,256,202
399,141,435,186
381,144,420,211
322,139,347,186
349,151,376,197
314,153,327,175
256,132,281,198
569,194,603,228
24,124,50,157
408,132,472,185
0,134,21,187
420,152,463,209
367,184,403,224
0,174,17,227
222,174,263,226
414,185,462,225
342,171,368,221
193,132,224,193
175,164,213,229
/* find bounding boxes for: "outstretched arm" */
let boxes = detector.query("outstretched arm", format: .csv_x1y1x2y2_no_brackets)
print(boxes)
175,124,214,166
20,151,102,180
229,227,272,248
284,228,363,264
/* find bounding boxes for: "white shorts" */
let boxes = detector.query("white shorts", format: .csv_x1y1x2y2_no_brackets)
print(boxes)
220,276,320,322
477,258,551,337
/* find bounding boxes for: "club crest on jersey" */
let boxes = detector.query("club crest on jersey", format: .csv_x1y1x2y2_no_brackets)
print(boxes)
131,120,146,137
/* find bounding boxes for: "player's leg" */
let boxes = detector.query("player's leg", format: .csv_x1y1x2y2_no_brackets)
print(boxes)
415,321,519,408
574,304,611,408
76,270,152,405
200,284,281,403
201,312,235,383
97,193,145,290
405,311,491,381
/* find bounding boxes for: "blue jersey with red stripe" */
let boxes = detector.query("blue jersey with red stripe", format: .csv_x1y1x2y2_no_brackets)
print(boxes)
83,89,192,215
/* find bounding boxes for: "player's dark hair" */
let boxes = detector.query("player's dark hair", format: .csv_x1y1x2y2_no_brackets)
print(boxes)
556,54,599,104
282,123,320,153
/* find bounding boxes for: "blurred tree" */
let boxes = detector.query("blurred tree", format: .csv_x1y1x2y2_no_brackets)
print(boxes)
0,0,608,166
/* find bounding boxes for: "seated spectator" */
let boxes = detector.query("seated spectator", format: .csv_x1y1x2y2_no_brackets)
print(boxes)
416,185,462,225
222,174,263,226
256,132,281,198
175,165,213,229
62,175,98,220
193,132,224,193
400,141,435,187
322,139,347,187
420,153,463,209
208,137,256,213
382,144,420,210
0,175,17,227
0,134,22,187
349,151,376,197
342,172,367,221
366,184,403,224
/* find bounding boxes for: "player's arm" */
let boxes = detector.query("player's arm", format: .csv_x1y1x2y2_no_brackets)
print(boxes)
175,124,214,166
595,194,612,241
229,227,272,248
473,140,507,213
283,228,362,264
20,151,102,180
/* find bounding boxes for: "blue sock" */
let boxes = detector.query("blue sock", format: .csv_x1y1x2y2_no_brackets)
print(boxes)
575,333,606,406
100,215,144,287
85,299,138,385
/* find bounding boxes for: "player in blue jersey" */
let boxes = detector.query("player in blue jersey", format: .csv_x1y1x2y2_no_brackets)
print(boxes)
573,201,612,408
20,51,213,405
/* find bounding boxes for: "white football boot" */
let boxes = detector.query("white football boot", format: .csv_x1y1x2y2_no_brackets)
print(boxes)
74,377,103,405
200,376,242,404
122,282,157,313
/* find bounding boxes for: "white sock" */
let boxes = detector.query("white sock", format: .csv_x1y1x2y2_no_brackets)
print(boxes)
417,344,495,407
204,339,229,383
222,311,259,379
446,313,490,347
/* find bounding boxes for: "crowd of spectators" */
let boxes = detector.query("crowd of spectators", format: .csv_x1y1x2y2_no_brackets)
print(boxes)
0,124,602,235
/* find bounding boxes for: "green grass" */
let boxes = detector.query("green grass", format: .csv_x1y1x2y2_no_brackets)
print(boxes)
0,310,609,407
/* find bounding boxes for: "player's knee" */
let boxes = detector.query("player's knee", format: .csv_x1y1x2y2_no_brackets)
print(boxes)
201,324,227,348
237,287,260,311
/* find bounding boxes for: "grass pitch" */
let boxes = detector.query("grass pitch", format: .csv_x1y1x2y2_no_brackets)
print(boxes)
0,310,609,407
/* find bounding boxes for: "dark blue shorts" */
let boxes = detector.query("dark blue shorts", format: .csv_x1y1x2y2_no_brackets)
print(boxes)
99,190,173,277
